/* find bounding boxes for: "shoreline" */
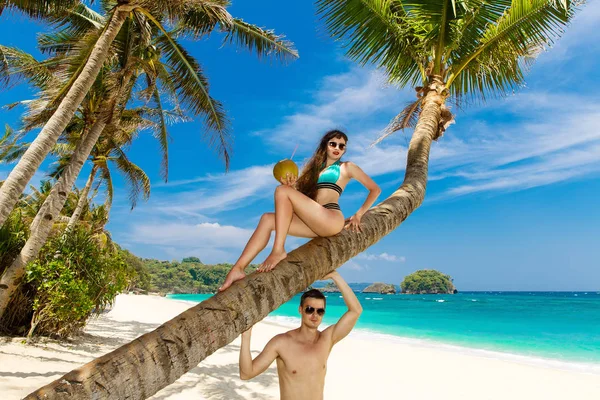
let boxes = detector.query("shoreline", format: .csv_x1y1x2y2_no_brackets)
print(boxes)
171,296,600,374
265,315,600,375
2,294,599,400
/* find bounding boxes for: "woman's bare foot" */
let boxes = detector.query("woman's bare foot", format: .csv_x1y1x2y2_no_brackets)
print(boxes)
218,268,246,291
258,249,288,272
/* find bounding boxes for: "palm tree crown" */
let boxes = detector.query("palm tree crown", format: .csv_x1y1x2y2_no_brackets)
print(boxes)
317,0,577,141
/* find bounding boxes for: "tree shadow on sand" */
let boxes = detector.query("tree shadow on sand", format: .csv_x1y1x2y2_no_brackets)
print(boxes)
151,345,279,400
0,370,65,378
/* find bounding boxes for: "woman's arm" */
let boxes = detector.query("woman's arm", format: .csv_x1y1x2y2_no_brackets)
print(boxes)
345,162,381,232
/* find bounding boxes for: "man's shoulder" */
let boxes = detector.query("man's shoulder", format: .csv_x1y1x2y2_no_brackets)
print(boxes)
271,330,293,344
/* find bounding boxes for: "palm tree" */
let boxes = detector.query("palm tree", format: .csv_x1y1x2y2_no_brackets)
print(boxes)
0,0,298,226
0,3,298,319
23,0,580,398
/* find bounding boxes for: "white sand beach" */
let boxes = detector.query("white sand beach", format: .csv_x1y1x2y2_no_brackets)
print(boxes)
1,294,599,400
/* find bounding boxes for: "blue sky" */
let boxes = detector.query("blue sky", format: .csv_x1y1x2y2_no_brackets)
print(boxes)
1,1,600,290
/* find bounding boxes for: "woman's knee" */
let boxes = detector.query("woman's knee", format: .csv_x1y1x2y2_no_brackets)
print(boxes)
274,185,291,198
259,212,275,230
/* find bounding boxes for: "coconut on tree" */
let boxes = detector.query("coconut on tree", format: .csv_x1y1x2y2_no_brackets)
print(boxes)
24,1,580,399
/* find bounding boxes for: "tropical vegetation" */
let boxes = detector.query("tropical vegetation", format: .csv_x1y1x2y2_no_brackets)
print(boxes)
0,0,297,322
141,257,258,294
401,269,456,294
0,182,135,337
0,0,583,398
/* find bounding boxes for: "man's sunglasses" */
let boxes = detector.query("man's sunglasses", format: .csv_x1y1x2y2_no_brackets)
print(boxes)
304,306,326,316
328,141,346,151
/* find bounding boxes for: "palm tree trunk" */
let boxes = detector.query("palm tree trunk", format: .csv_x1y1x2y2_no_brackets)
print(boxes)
0,4,132,227
23,80,447,400
65,165,98,233
0,61,138,321
0,118,108,321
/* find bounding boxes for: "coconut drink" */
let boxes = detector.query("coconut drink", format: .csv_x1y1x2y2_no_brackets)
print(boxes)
273,159,299,183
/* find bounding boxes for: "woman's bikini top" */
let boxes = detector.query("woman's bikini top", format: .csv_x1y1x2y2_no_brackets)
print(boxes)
317,160,343,195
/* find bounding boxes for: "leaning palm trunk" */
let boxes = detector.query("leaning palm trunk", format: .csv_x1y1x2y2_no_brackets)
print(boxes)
24,79,445,400
0,118,108,320
65,165,97,233
0,60,137,320
0,5,132,227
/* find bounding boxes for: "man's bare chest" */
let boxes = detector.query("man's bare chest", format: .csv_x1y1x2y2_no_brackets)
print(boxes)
277,340,330,377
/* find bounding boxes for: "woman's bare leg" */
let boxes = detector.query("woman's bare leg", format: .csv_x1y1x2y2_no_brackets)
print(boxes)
259,185,345,271
219,212,318,291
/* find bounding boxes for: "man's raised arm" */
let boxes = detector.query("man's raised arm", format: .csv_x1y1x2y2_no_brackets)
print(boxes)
239,328,280,380
324,271,363,345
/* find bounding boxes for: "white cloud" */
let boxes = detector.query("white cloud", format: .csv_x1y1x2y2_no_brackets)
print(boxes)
356,252,406,262
130,221,254,249
254,68,407,151
126,219,306,264
127,221,255,264
427,96,600,198
536,1,600,64
340,260,368,271
141,165,276,218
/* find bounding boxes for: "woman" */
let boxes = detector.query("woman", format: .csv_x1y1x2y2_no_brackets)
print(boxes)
219,129,381,291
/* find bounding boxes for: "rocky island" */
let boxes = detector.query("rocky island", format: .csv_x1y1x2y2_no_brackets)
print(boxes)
362,282,396,294
401,269,457,294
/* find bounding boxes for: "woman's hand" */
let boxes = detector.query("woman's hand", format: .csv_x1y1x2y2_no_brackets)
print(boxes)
280,172,297,187
344,213,363,233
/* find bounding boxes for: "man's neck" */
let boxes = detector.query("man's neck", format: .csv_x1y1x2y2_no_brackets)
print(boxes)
296,325,320,343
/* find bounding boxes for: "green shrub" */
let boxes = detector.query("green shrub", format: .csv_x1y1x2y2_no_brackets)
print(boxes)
0,210,28,268
25,227,134,337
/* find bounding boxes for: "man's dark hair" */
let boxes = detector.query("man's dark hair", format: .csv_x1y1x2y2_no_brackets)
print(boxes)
300,289,326,307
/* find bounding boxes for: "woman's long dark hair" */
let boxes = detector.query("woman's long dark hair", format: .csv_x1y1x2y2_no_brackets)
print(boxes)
296,130,348,200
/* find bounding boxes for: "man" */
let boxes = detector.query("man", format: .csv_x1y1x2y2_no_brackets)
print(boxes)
239,270,362,400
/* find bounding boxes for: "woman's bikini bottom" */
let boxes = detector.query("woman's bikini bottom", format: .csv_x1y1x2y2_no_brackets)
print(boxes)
322,203,341,211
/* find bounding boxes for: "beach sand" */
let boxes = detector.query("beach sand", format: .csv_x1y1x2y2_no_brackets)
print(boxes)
1,294,599,399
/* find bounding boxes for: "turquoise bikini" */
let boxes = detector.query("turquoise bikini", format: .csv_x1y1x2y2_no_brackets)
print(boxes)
317,160,343,211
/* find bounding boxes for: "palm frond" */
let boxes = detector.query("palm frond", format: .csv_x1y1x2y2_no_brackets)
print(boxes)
151,86,170,182
447,0,575,99
171,0,231,38
0,124,28,163
316,0,427,86
370,99,423,147
145,18,231,168
0,45,61,88
0,0,79,20
221,18,298,62
111,146,151,210
0,45,7,86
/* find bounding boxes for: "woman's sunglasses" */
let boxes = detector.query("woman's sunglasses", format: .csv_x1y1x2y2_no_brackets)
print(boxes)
328,141,346,151
304,306,326,316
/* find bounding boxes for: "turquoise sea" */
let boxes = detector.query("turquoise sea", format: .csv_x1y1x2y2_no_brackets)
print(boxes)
169,291,600,368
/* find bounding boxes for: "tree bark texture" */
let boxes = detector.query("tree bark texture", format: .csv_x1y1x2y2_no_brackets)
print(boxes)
25,81,446,400
0,6,130,227
65,165,97,233
0,118,107,320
